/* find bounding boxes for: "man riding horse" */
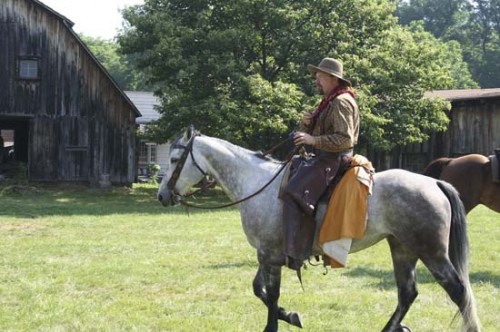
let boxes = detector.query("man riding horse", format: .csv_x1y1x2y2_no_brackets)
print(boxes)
280,58,360,272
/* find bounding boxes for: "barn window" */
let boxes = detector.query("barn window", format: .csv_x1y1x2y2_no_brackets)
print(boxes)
18,58,40,79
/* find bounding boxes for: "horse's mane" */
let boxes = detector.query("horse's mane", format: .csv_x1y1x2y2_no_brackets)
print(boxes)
254,151,284,163
209,136,283,164
422,157,454,179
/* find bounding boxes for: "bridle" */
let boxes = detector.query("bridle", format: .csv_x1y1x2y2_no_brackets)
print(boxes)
165,132,294,209
166,132,209,201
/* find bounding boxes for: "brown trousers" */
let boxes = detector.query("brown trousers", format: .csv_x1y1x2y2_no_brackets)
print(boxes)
280,152,346,262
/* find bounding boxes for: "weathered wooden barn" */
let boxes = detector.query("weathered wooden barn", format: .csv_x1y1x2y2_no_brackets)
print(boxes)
370,88,500,172
0,0,141,185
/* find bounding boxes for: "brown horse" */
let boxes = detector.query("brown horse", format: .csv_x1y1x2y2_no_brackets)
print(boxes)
423,154,500,214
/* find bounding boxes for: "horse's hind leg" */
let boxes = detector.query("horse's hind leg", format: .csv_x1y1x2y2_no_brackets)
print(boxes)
421,257,480,332
252,264,303,331
382,237,419,332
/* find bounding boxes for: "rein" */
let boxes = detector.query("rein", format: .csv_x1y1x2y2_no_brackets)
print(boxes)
168,134,295,210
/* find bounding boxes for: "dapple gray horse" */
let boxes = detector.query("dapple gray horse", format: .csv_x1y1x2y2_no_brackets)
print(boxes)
158,127,480,332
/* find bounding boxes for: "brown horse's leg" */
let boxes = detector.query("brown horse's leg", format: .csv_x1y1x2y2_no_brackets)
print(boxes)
252,264,303,331
382,236,419,332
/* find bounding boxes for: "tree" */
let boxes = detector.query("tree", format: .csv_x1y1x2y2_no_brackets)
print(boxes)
396,0,500,88
354,23,472,150
465,0,500,87
396,0,467,39
80,35,153,91
118,0,477,152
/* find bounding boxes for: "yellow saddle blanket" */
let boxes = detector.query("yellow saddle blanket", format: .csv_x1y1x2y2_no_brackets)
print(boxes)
318,154,374,268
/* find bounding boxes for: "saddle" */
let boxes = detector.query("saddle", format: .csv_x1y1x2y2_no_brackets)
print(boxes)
489,148,500,183
280,154,374,268
279,153,353,271
280,153,353,203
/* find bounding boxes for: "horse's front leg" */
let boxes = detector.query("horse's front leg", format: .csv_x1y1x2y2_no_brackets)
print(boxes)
263,264,281,332
253,263,303,331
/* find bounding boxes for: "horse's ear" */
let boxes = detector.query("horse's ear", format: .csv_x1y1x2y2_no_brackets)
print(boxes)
187,124,195,139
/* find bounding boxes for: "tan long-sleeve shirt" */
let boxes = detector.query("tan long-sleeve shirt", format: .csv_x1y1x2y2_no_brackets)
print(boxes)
300,92,359,153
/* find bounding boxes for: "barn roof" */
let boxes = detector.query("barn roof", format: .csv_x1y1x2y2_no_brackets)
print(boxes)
125,91,161,124
34,0,141,118
424,88,500,101
35,0,75,26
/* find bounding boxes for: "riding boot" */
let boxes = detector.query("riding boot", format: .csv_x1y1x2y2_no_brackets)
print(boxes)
282,199,316,271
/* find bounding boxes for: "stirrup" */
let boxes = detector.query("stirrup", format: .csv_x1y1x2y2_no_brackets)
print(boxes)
308,256,322,266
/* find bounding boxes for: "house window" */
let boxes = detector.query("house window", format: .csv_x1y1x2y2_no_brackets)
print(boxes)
149,144,157,163
18,58,40,79
139,141,158,164
138,141,158,176
139,141,157,164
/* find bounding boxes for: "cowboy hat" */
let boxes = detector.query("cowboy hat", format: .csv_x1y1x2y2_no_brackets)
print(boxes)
307,58,352,86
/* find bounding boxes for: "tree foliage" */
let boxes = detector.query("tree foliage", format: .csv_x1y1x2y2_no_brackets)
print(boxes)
118,0,477,152
396,0,500,88
80,35,153,91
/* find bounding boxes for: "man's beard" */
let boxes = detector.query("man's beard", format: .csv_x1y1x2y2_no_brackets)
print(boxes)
316,84,325,95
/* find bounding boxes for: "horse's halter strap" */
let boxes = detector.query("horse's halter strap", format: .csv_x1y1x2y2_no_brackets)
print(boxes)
167,133,208,194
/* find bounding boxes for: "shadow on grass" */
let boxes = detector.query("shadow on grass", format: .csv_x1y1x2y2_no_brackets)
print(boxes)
341,266,500,290
470,271,500,288
207,261,257,269
341,266,396,289
0,183,235,217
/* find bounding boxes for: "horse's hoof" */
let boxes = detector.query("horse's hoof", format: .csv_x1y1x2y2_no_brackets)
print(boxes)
289,311,303,328
397,324,412,332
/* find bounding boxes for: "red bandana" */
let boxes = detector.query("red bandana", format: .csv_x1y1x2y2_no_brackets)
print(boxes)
311,86,356,121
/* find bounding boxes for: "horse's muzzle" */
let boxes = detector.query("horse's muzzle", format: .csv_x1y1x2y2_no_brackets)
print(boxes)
158,191,181,207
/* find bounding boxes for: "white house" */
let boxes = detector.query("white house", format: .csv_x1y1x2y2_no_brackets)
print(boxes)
125,91,170,177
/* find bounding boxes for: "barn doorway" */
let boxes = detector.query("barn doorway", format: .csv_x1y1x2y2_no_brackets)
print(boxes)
0,116,31,179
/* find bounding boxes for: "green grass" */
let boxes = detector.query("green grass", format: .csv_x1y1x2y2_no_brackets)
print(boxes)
0,183,498,331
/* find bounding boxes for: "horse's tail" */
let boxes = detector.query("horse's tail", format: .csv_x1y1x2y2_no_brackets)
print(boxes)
437,181,480,331
422,157,453,178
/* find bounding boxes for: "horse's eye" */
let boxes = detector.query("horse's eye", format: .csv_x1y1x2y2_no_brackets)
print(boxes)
171,158,179,163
